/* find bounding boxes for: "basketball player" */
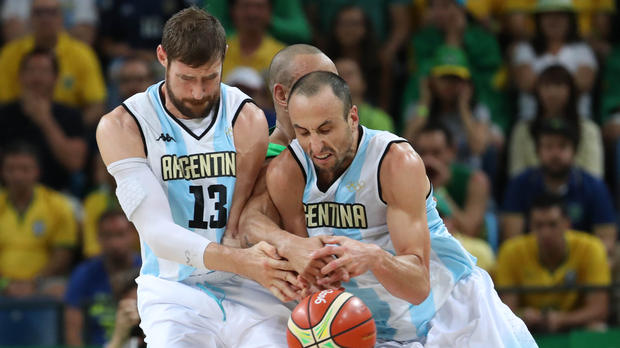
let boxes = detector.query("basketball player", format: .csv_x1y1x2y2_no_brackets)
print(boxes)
234,45,354,287
249,71,537,347
96,8,299,347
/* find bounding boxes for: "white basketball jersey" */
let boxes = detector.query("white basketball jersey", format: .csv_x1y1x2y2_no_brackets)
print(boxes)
288,126,477,342
123,81,251,283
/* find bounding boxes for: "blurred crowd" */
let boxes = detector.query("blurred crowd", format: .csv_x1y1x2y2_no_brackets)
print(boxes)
0,0,619,345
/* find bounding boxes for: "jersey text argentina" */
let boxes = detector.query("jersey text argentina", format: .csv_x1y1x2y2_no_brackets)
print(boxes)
122,81,252,282
288,126,477,342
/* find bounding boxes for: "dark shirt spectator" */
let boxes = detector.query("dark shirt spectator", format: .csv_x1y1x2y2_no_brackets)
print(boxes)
502,118,616,257
64,210,141,346
0,48,87,192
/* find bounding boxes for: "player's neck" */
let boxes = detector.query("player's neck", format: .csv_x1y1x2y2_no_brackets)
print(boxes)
272,117,295,145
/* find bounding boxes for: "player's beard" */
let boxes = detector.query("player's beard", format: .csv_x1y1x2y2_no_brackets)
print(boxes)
315,130,356,180
166,79,220,119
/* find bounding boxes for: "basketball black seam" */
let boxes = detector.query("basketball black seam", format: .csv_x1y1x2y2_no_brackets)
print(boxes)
306,296,317,347
314,316,375,348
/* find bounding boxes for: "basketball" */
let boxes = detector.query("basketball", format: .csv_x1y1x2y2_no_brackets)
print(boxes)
287,288,376,348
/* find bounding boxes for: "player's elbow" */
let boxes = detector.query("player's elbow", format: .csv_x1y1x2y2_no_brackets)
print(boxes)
408,274,430,305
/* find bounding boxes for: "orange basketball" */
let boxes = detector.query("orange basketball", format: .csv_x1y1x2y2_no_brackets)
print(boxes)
287,288,376,348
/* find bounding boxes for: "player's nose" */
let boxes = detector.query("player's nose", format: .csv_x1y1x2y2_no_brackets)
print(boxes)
309,135,323,155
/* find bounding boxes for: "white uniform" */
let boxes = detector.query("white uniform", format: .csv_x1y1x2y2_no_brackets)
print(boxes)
123,81,290,347
288,126,537,347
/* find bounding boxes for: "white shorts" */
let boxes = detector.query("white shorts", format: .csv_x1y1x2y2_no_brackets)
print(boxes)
425,267,537,348
136,274,291,348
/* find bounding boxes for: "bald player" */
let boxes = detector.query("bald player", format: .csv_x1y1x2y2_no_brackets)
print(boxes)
232,45,345,295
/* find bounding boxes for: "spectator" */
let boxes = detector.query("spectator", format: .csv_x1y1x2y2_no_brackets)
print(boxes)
325,5,386,110
404,45,496,165
501,118,617,258
581,0,615,60
64,210,141,347
511,0,597,119
81,155,120,258
98,0,191,63
222,0,285,80
0,141,77,298
0,48,87,192
1,0,98,45
335,58,394,132
509,65,604,178
403,0,506,133
202,0,312,44
414,123,491,239
0,0,106,127
106,268,143,348
496,193,610,333
494,0,537,57
107,55,157,110
225,66,275,129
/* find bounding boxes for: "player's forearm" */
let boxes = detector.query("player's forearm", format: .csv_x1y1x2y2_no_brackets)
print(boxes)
239,206,288,249
203,242,253,277
371,248,430,305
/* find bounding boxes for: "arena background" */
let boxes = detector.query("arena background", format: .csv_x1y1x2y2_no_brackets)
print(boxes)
0,0,618,347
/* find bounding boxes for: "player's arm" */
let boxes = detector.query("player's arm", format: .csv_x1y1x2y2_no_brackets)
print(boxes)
315,143,431,304
97,107,300,301
226,102,270,238
258,150,341,285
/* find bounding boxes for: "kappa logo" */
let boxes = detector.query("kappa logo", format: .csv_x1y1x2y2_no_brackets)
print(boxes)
156,133,175,142
346,181,365,192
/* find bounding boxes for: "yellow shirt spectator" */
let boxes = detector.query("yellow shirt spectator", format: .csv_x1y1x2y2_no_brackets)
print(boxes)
0,185,77,280
495,230,610,311
0,31,106,108
222,34,285,81
81,187,120,258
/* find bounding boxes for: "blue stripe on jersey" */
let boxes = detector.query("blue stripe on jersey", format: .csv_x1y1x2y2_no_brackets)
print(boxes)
148,83,197,279
410,290,435,337
425,187,476,282
332,127,373,241
343,279,396,339
141,241,160,276
211,84,236,243
337,129,397,340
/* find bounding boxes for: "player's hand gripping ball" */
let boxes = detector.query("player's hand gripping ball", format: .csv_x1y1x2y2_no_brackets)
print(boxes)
287,288,376,348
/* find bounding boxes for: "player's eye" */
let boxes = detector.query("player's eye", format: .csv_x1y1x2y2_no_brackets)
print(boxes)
318,127,330,135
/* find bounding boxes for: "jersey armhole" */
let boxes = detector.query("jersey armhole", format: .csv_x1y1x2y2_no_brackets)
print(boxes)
231,98,258,128
287,145,308,183
377,140,410,205
121,103,148,157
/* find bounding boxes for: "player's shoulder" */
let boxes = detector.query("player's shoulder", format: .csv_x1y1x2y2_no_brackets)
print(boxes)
97,105,140,138
266,147,305,184
380,141,423,177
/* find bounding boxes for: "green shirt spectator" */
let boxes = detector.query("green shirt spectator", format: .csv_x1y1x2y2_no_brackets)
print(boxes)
401,0,507,133
203,0,311,44
358,103,395,132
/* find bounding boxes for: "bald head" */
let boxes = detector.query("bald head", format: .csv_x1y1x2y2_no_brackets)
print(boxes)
268,44,337,91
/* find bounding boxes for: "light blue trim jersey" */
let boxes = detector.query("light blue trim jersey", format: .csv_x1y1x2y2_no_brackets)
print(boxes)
123,81,252,283
288,126,477,342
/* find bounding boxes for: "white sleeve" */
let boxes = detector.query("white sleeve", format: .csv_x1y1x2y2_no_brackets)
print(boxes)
1,0,30,20
573,43,598,71
107,158,212,270
72,0,97,25
512,42,536,66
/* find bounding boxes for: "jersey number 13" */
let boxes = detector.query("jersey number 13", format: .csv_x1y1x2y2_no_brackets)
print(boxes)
188,185,227,229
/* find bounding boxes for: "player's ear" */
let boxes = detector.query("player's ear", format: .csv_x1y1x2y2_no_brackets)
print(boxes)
156,45,167,68
348,105,359,128
273,83,287,107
